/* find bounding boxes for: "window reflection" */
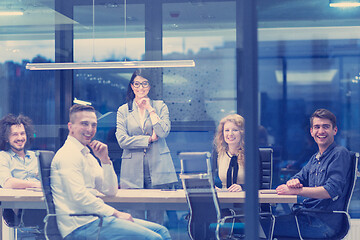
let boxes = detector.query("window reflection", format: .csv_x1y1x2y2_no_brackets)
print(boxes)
1,0,360,236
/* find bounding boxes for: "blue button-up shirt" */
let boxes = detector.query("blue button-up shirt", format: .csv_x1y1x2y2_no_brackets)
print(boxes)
292,142,351,230
0,149,39,187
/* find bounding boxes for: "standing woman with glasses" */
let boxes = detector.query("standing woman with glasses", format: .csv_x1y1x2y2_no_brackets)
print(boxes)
116,69,178,223
213,114,245,192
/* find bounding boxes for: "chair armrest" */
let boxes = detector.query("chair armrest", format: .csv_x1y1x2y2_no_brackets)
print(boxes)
43,213,104,240
292,208,350,240
293,208,347,216
44,213,103,222
220,211,274,223
44,213,104,228
259,212,274,217
69,213,103,218
220,214,245,223
44,213,104,231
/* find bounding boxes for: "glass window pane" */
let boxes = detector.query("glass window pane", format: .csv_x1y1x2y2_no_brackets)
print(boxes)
0,1,56,150
258,0,360,219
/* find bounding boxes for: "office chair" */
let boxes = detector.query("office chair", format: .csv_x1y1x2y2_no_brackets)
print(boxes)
216,148,276,239
179,152,245,240
259,148,273,190
275,151,359,240
1,157,48,239
36,150,103,240
2,208,46,239
258,148,276,239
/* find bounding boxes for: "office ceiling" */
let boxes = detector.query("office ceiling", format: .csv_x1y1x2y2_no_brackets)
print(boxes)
1,0,360,41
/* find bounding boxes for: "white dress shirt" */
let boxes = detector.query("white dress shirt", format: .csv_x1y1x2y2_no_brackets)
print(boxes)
51,136,118,238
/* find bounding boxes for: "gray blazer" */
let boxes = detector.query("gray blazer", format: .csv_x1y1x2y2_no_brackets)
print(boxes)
116,99,178,188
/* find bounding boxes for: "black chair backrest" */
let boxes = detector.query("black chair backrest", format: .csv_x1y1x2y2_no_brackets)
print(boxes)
259,148,273,190
36,150,63,240
2,208,21,227
179,152,220,240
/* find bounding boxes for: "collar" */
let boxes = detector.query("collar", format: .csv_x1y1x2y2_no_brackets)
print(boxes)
134,100,140,109
316,141,337,160
67,135,90,156
8,149,30,158
226,151,238,158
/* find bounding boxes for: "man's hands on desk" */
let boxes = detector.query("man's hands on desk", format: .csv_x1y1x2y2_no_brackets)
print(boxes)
276,178,303,195
30,181,42,189
3,177,42,189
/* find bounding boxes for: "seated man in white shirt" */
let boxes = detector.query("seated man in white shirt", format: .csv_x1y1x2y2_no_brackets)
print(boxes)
51,104,171,240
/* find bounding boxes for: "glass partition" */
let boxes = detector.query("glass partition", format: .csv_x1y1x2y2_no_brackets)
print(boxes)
0,0,56,150
1,0,360,239
258,0,360,218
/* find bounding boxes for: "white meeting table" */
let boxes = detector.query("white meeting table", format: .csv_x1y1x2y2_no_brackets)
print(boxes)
0,188,297,239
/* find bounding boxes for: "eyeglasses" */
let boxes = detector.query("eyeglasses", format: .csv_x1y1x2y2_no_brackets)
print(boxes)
132,81,150,88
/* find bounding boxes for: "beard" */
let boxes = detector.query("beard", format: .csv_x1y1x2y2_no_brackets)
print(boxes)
9,142,25,153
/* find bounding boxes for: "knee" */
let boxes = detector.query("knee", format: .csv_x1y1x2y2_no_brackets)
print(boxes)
151,235,163,240
146,225,170,240
156,225,171,240
144,231,163,240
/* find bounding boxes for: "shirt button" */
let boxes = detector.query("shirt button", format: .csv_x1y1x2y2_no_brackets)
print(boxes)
318,162,320,164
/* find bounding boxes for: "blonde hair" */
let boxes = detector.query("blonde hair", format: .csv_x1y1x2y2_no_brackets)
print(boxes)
214,114,245,165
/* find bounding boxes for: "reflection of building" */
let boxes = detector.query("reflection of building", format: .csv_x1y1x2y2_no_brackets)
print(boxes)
0,58,56,149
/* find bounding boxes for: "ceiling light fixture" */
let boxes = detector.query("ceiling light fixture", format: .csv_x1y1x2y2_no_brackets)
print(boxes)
0,11,23,16
73,98,92,105
26,60,195,70
329,0,360,7
26,0,195,71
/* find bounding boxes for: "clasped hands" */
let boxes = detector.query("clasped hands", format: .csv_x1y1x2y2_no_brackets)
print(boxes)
135,97,159,143
276,178,303,195
227,184,242,192
149,131,158,143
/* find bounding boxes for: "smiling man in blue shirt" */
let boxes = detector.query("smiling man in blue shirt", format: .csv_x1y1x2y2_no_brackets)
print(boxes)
0,114,40,189
0,114,46,237
273,109,352,239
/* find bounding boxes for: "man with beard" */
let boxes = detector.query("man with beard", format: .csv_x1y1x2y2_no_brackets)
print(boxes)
0,114,45,239
0,114,40,189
